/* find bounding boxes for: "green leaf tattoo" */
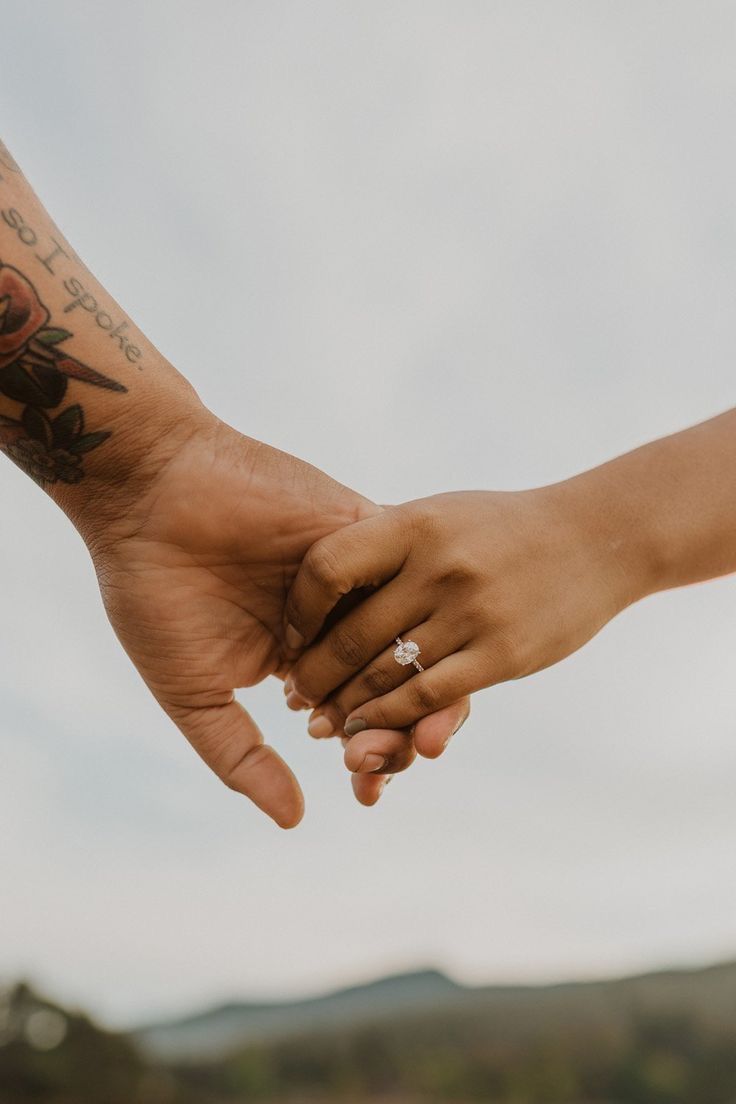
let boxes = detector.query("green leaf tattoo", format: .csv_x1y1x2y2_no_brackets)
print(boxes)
36,327,73,346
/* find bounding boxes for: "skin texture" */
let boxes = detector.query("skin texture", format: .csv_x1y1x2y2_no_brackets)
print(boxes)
88,415,376,827
284,486,633,741
0,137,470,823
285,410,736,776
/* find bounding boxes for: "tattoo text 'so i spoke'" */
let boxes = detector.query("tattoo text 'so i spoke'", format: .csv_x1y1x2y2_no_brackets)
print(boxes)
0,205,144,369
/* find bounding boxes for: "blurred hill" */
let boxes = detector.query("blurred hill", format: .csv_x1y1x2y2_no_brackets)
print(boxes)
136,959,736,1063
174,959,736,1102
136,968,462,1060
5,959,736,1102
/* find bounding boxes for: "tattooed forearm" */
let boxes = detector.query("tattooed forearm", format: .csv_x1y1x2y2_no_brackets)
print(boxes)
0,206,144,368
0,260,126,485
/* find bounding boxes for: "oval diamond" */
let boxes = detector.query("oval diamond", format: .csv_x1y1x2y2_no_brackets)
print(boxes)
394,639,420,666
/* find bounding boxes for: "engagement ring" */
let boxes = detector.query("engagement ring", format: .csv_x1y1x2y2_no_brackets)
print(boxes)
394,636,424,673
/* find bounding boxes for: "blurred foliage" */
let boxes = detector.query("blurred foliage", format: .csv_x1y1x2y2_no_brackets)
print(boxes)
179,1009,736,1103
5,978,736,1102
0,983,188,1104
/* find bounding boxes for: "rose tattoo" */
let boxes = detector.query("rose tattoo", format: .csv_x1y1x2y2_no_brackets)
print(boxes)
0,261,126,484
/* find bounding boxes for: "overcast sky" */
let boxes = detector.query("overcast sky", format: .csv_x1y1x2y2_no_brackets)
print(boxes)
1,0,736,1028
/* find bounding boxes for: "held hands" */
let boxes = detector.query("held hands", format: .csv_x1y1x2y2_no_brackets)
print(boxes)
80,410,468,827
66,398,639,822
4,138,727,829
284,486,644,782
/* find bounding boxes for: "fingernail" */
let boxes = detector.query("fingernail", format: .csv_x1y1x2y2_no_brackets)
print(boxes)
284,676,294,696
344,717,368,737
357,753,387,773
286,624,305,650
308,713,335,739
286,691,310,711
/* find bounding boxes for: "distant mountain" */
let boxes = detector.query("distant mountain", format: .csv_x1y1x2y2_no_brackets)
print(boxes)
193,960,736,1103
8,961,736,1102
135,968,463,1060
135,958,736,1064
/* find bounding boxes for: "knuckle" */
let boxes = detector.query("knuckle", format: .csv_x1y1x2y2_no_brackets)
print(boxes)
329,625,366,668
222,744,270,791
284,591,305,632
490,628,526,679
174,707,234,771
364,700,389,729
413,504,441,539
410,678,441,713
290,663,319,702
305,540,342,593
222,765,242,792
360,663,396,697
321,701,345,728
434,559,477,590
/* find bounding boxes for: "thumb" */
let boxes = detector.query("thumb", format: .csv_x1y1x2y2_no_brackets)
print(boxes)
167,697,305,829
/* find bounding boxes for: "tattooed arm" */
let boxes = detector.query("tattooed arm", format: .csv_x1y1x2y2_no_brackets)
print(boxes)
0,142,198,507
0,139,469,825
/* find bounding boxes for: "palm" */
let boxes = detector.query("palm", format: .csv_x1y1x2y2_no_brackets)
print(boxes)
93,418,376,827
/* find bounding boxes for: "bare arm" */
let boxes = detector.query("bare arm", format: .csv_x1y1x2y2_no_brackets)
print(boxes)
283,409,736,743
568,408,736,597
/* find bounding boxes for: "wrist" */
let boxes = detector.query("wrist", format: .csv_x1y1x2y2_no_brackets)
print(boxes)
544,463,663,615
56,365,211,553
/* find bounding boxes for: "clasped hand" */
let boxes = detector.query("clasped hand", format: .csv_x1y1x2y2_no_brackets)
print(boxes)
87,411,470,828
88,406,637,829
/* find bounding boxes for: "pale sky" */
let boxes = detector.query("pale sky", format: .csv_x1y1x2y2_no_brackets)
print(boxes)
1,0,736,1028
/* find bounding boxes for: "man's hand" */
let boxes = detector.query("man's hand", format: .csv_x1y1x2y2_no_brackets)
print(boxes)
79,412,372,827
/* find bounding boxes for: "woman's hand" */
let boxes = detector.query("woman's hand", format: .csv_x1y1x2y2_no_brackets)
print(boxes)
284,483,648,756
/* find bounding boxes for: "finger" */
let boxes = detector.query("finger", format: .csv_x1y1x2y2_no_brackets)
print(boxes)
285,511,408,647
342,652,480,735
167,697,304,829
350,697,472,803
309,709,417,778
343,727,417,775
352,771,393,806
287,589,433,711
413,696,471,758
341,697,469,793
310,619,467,734
339,734,394,805
281,586,376,669
348,698,471,805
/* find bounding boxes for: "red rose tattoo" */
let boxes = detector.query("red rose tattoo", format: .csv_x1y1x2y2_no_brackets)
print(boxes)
0,263,50,368
0,260,126,485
